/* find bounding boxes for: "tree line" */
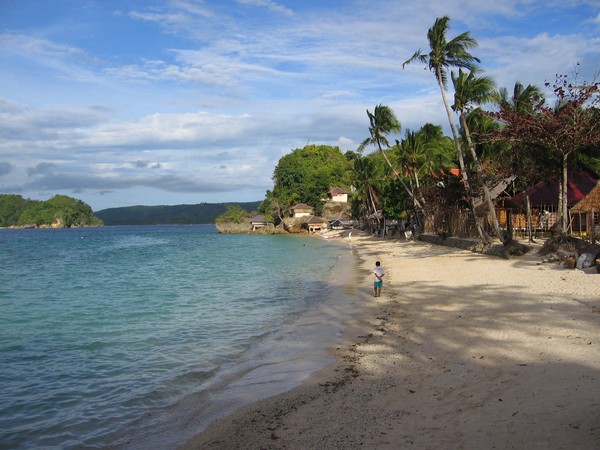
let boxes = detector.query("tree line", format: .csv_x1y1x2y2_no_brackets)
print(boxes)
96,202,262,225
259,16,600,243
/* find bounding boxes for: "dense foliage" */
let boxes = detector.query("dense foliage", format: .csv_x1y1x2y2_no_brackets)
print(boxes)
259,17,599,241
488,73,600,231
95,201,261,225
262,144,354,217
214,204,252,224
0,195,103,228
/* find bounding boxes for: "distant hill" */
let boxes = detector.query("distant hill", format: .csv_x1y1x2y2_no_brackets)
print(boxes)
94,201,262,225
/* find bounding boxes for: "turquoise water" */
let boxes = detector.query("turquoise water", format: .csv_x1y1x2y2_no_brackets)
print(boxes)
0,225,356,449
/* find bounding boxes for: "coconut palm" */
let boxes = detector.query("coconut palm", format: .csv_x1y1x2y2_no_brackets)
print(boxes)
358,104,433,230
397,127,451,194
359,104,402,172
495,82,544,114
352,156,382,228
403,16,490,243
398,130,425,192
451,68,506,241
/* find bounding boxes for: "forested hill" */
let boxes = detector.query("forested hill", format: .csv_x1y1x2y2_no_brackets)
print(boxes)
94,201,262,225
0,194,102,228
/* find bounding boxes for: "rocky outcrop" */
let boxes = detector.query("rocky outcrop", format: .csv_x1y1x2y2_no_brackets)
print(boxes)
215,222,287,235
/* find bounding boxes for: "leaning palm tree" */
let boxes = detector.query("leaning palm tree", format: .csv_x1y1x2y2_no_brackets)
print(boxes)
451,68,506,242
403,16,490,243
359,104,402,169
352,156,382,228
358,104,432,230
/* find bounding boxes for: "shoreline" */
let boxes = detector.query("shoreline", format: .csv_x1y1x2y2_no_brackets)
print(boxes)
180,232,600,449
108,232,363,450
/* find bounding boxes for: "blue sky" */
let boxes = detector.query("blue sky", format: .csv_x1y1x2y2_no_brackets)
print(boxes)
1,0,599,211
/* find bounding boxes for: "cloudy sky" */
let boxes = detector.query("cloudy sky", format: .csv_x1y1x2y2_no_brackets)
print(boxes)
1,0,599,211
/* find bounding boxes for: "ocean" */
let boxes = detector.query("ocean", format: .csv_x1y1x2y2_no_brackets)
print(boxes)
0,225,360,449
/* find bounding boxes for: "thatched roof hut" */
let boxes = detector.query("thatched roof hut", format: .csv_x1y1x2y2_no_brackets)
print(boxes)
570,180,600,239
570,180,600,213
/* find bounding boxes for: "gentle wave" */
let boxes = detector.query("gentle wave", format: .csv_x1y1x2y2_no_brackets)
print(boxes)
0,225,354,449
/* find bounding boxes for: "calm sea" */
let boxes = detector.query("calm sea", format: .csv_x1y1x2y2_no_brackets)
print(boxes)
0,225,359,449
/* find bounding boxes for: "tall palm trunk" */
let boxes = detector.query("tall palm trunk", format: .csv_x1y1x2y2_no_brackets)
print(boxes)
436,66,490,244
411,167,428,208
459,113,506,242
368,187,380,229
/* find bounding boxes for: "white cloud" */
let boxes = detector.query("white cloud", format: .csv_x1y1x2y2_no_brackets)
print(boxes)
1,0,598,210
236,0,294,16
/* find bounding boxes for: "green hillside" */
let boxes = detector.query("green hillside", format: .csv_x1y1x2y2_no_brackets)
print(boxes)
0,194,103,228
94,201,262,225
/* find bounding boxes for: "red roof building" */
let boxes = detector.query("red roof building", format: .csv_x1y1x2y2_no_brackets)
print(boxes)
510,171,598,208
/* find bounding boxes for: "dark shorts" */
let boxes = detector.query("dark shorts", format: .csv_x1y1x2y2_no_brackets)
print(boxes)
374,280,383,289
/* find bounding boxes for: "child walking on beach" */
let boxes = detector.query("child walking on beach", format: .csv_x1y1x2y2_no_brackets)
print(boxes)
373,261,385,297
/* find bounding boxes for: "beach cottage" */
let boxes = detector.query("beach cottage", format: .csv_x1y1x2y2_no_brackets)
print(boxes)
290,203,313,218
570,180,600,241
327,187,348,203
249,215,274,231
304,215,327,232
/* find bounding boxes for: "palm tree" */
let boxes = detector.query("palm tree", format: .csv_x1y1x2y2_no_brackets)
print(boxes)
352,156,382,228
403,16,490,243
397,127,450,195
359,105,401,167
451,68,506,242
358,104,432,230
495,82,544,114
398,130,425,192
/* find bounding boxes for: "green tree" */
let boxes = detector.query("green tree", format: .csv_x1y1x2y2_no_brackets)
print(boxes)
403,16,490,243
359,104,432,229
495,82,544,114
45,195,102,227
397,125,453,196
452,68,506,241
490,82,547,243
490,74,600,232
351,155,383,225
0,195,29,227
215,204,250,224
271,145,352,215
0,194,102,227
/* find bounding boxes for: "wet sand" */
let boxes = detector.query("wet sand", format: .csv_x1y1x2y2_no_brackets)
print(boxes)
180,233,600,449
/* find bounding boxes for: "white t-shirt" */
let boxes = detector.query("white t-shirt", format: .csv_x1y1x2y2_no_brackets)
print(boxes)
374,266,385,281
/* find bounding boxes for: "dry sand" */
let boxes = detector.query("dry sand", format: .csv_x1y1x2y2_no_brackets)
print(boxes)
181,233,600,450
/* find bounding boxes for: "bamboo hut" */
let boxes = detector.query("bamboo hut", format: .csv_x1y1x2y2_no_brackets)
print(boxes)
570,180,600,242
505,171,598,235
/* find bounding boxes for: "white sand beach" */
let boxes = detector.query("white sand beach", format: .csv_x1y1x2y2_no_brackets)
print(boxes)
181,232,600,449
